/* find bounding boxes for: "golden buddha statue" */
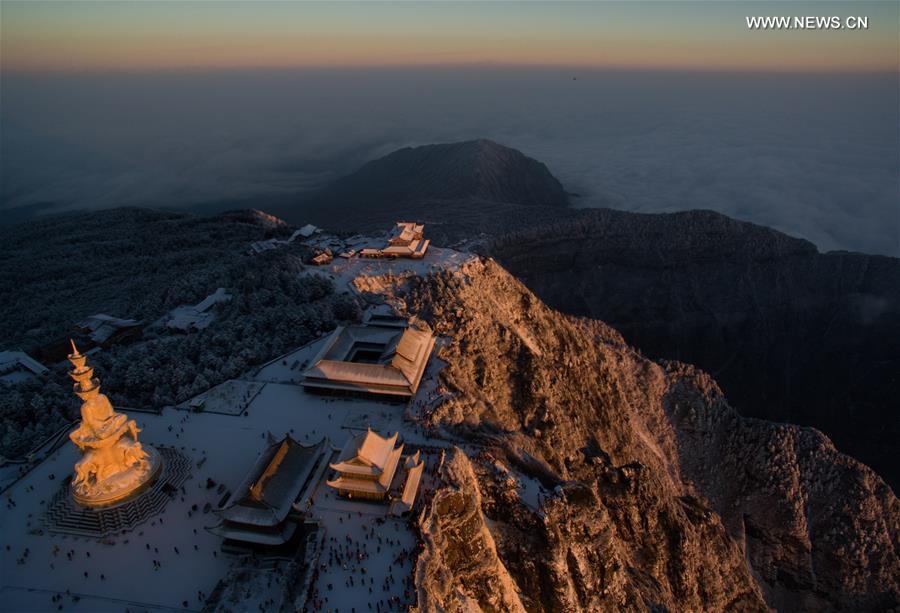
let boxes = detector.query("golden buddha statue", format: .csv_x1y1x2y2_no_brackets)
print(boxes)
67,341,161,507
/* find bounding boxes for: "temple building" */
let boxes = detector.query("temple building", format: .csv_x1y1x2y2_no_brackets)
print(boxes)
74,313,144,348
390,451,425,516
326,429,403,501
66,341,161,508
166,287,232,331
301,322,435,398
0,350,48,383
362,303,408,329
209,434,330,548
359,221,430,259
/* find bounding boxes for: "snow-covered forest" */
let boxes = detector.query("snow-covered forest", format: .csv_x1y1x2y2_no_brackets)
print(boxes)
0,208,359,458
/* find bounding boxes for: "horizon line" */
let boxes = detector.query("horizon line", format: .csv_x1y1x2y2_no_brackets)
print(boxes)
3,61,898,77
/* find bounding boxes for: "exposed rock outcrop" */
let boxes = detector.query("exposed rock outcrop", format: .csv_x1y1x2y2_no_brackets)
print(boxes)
414,448,528,613
397,258,898,611
490,208,900,490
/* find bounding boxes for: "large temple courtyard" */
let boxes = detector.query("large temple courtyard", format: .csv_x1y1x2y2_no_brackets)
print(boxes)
1,335,448,612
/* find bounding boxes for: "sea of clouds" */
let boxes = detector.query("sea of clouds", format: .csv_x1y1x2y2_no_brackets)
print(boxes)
1,67,897,256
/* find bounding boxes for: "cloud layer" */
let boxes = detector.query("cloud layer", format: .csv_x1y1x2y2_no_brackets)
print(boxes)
1,67,897,256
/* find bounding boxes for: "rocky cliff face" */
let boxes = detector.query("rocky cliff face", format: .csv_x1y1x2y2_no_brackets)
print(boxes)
284,138,899,495
395,258,898,612
414,448,528,613
489,208,900,491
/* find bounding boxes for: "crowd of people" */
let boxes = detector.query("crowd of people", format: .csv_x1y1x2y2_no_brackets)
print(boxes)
305,503,424,612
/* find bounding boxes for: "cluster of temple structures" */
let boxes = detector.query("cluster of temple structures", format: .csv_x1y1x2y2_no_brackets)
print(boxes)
54,247,436,555
208,427,424,549
360,221,430,259
301,307,435,398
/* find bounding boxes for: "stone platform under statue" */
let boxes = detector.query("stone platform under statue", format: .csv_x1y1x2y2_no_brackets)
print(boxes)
45,445,190,537
70,435,162,507
66,341,163,508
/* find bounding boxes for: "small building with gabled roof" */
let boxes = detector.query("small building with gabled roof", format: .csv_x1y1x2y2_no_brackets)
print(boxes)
362,303,408,329
297,223,319,238
209,434,330,547
166,288,232,332
301,323,434,398
390,454,424,516
326,429,403,501
0,350,48,383
74,314,143,347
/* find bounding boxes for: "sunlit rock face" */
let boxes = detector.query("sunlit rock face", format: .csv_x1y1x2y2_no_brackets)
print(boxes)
67,341,161,507
397,258,898,612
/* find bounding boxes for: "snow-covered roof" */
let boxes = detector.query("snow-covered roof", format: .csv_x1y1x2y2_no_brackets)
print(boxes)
301,324,435,397
298,224,318,238
401,461,423,505
327,429,403,494
217,435,329,527
363,304,408,329
358,222,430,259
166,288,232,331
330,429,399,476
0,350,48,376
207,517,300,546
193,287,232,313
74,314,142,344
388,222,424,245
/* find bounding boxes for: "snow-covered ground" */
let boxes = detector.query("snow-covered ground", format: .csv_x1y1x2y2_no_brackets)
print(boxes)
515,471,547,510
175,379,265,415
1,239,466,611
0,381,434,611
250,336,329,384
301,245,475,295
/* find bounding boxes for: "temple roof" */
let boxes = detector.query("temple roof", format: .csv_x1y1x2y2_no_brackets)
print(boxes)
330,429,398,474
302,324,435,397
325,475,389,495
207,517,299,546
0,351,48,377
217,435,329,527
388,222,424,245
401,461,424,504
389,460,424,516
329,429,403,491
75,314,142,344
362,303,408,329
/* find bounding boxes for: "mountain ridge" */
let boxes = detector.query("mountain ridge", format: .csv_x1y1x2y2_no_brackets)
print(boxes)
489,207,900,489
394,257,898,611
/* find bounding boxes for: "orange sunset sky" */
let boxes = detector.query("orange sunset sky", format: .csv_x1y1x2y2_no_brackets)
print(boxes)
2,1,898,73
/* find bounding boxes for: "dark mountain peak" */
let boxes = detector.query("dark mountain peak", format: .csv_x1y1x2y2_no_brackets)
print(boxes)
308,139,568,211
407,137,518,165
